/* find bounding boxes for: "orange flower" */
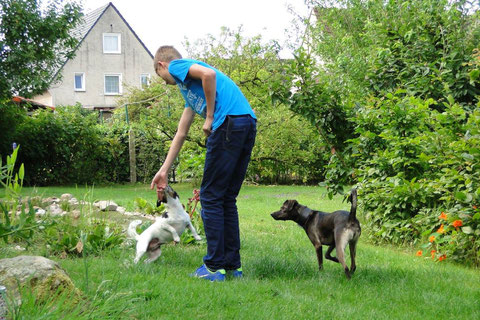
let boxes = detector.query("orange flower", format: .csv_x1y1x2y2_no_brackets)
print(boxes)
473,205,477,210
429,235,436,242
437,224,445,234
439,212,447,220
431,250,436,259
416,250,423,257
452,220,463,228
438,254,447,262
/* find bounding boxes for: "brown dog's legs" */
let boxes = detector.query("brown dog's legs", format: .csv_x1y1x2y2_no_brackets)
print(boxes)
349,242,357,274
325,245,339,263
335,233,351,279
315,244,323,270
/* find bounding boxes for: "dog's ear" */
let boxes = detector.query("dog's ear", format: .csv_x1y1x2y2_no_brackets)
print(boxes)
286,200,298,211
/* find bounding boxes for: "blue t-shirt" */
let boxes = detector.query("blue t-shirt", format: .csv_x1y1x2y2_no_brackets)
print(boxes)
168,59,256,130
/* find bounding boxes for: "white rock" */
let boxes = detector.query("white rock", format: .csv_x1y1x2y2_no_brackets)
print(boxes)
35,208,46,216
42,197,59,206
94,200,118,211
60,193,73,201
116,206,126,214
72,210,81,219
48,203,63,216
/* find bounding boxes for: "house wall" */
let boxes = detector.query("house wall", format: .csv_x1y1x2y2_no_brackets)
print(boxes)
32,91,53,106
47,6,153,108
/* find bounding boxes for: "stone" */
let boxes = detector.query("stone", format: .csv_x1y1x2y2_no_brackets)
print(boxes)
60,194,74,201
48,203,63,216
71,210,81,219
35,208,46,216
116,206,126,214
42,197,59,207
93,200,118,211
0,256,82,305
68,198,79,207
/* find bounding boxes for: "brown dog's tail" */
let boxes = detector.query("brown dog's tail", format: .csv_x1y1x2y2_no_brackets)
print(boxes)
348,188,357,222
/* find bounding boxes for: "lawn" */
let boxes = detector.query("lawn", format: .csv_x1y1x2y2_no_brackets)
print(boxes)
2,184,479,319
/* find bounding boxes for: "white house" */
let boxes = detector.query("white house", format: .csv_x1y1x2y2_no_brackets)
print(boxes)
33,2,153,111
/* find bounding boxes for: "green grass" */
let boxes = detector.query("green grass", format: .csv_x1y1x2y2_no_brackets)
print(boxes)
3,184,480,319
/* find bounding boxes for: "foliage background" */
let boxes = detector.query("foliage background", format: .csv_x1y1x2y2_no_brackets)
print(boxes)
270,0,480,265
1,0,480,265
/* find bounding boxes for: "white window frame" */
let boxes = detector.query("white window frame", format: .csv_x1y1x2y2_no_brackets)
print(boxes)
74,72,85,91
103,33,121,54
140,74,150,88
104,73,122,95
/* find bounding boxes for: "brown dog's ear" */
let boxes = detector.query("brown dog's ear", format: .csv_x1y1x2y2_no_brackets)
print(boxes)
286,200,298,211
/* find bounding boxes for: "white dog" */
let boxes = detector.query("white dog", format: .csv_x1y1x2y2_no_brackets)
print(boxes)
127,185,202,264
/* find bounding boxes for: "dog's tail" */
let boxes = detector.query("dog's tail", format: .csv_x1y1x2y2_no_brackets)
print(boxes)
127,219,143,240
348,188,358,222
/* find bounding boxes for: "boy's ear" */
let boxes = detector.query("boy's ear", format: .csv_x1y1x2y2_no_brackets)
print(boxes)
158,61,168,69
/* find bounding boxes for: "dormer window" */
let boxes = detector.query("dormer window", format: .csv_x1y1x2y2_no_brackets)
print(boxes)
103,33,121,54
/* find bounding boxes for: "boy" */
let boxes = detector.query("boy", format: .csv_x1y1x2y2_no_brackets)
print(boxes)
150,46,256,281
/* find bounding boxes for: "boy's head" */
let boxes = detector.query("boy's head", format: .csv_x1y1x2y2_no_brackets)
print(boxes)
154,46,182,85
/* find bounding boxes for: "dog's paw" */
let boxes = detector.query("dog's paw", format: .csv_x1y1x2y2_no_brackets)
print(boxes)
194,236,202,241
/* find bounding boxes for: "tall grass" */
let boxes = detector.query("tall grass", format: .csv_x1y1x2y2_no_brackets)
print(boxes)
4,184,480,319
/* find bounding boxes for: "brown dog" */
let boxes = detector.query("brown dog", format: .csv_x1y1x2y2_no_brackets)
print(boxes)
271,189,360,279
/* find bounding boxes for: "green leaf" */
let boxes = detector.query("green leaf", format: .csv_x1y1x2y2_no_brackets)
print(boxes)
469,69,480,81
19,164,24,181
461,153,474,161
461,226,473,234
455,191,467,201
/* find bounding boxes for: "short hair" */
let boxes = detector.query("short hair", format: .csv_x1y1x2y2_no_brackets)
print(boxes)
153,46,182,69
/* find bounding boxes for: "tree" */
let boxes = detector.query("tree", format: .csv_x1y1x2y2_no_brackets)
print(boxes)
0,0,82,100
271,0,480,196
185,27,328,184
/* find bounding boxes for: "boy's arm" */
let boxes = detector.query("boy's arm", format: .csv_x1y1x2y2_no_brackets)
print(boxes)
150,107,195,194
187,64,216,136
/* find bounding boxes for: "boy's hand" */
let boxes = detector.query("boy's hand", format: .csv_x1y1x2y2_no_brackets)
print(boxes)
150,170,167,197
202,117,213,136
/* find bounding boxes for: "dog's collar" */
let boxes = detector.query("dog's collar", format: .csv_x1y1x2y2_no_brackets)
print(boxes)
298,206,315,228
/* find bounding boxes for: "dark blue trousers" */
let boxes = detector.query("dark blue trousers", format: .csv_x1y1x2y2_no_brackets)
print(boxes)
200,115,256,271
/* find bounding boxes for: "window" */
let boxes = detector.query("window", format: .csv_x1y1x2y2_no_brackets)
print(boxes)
104,74,122,95
140,74,150,88
103,33,121,53
74,73,85,91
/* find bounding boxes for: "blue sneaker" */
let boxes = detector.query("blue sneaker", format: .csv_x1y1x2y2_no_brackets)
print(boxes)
231,267,243,278
191,264,226,282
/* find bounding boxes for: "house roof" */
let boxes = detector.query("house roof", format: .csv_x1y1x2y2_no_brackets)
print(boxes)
72,2,153,58
12,96,55,111
52,2,153,81
71,3,110,41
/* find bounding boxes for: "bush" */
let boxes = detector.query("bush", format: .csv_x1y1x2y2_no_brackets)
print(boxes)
13,105,108,185
0,102,26,159
43,215,125,257
353,93,480,265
